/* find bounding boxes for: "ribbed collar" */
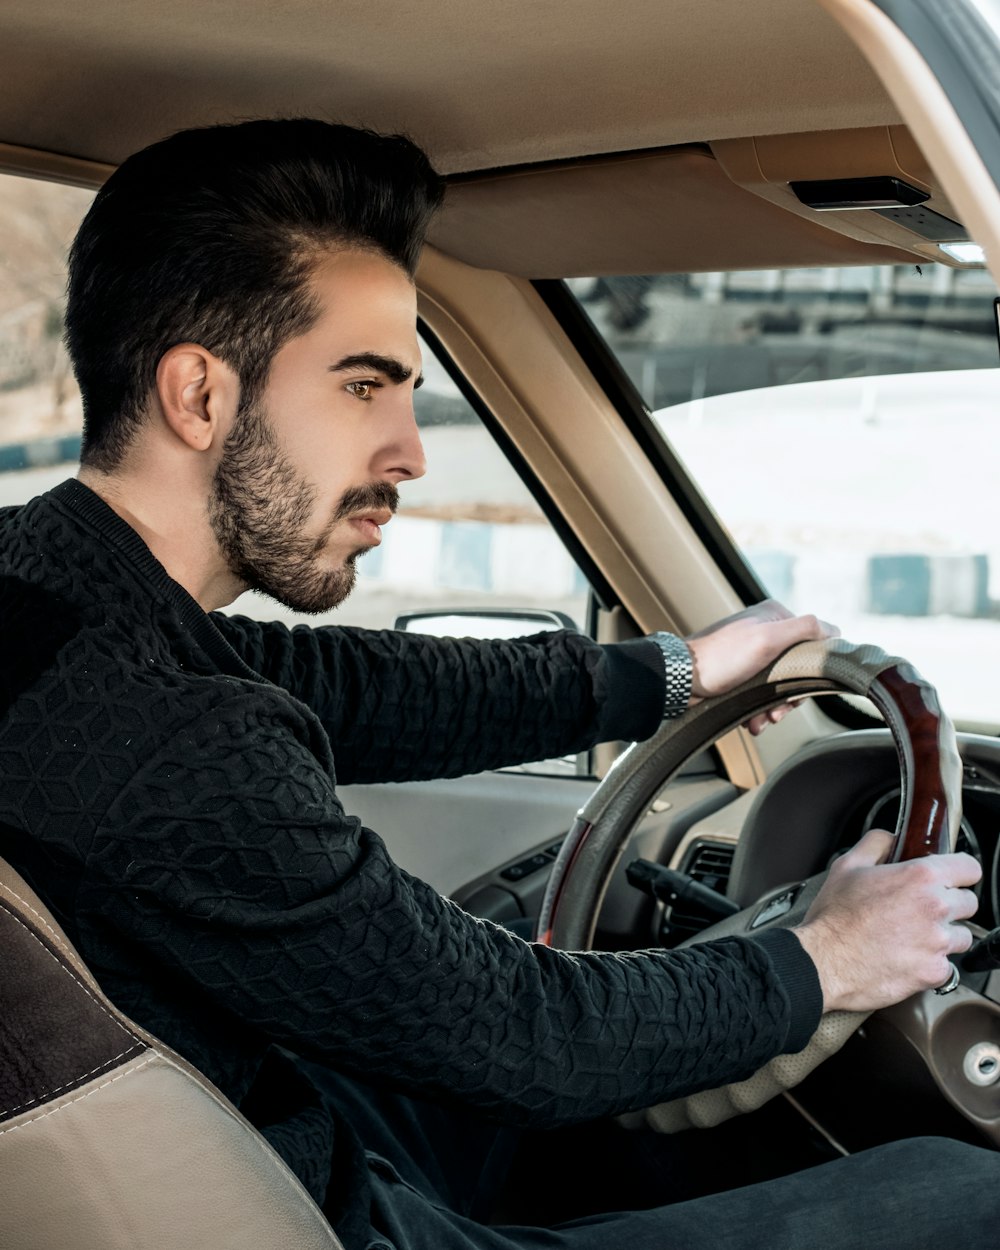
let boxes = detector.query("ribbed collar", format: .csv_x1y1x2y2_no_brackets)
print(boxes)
47,478,261,682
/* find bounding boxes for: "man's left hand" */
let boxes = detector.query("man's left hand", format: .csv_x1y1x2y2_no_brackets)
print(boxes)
685,600,839,735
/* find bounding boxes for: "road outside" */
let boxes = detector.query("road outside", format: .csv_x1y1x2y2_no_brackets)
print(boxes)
656,369,1000,729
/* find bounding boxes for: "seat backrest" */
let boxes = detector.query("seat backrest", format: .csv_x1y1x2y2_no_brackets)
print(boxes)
0,857,343,1250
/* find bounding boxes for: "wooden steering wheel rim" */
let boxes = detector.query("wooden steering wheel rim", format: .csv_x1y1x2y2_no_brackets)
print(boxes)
537,637,962,952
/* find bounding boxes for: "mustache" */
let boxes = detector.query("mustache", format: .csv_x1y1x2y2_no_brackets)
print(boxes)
333,480,400,522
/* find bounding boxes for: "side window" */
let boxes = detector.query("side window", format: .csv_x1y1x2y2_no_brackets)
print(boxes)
0,172,94,501
227,330,593,639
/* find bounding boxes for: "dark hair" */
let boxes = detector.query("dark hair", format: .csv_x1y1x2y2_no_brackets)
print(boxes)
65,118,445,469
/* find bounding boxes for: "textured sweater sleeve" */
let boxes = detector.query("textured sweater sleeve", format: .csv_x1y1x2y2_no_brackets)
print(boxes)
212,615,666,784
82,693,821,1129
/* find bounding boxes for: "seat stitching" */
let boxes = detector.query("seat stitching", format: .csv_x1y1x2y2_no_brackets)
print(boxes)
0,882,82,960
0,902,140,1041
0,1054,157,1136
0,1052,341,1241
0,901,147,1119
3,1042,148,1118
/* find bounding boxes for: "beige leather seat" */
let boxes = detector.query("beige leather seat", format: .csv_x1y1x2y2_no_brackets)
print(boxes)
0,857,343,1250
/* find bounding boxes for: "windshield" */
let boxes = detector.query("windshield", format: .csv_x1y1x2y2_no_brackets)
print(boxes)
569,266,1000,730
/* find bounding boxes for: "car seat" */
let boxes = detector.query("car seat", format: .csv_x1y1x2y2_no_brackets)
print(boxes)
0,855,343,1249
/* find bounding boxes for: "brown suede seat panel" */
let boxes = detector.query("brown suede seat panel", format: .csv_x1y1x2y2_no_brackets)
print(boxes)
0,900,148,1124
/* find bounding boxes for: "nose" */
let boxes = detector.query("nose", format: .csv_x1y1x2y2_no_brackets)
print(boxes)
378,398,426,484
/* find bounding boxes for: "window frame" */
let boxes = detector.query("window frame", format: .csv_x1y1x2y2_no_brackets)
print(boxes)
534,279,890,732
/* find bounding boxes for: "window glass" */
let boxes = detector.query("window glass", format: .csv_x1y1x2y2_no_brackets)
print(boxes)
570,266,1000,729
0,172,92,498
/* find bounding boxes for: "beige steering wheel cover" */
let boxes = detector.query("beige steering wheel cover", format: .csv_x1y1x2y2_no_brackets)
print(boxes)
638,1007,869,1132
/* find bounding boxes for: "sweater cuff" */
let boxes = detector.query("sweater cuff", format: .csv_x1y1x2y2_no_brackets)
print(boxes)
597,637,668,743
750,927,824,1053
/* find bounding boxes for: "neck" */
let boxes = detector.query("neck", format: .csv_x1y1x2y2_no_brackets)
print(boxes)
77,462,245,612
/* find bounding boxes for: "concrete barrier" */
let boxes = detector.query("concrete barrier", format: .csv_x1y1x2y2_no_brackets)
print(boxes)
0,434,81,473
0,437,991,622
867,553,991,618
746,548,995,621
370,515,581,601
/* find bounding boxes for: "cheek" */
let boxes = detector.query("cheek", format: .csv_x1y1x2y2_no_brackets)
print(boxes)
281,416,377,521
267,389,346,473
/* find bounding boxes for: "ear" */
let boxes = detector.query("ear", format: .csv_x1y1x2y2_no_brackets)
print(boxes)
154,344,239,452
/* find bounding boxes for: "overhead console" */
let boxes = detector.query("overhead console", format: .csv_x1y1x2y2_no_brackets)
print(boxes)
712,125,977,268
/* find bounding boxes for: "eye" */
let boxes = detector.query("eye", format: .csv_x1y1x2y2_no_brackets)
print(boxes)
346,380,380,402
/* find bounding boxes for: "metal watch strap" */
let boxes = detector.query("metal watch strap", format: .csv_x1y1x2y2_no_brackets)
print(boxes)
649,631,693,720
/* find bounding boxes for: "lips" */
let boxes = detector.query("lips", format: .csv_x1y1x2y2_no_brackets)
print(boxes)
349,509,393,544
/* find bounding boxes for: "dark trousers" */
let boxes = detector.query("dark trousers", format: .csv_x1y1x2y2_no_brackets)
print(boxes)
309,1064,1000,1250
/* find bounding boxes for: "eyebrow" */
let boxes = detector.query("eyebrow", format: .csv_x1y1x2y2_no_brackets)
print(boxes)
329,352,424,389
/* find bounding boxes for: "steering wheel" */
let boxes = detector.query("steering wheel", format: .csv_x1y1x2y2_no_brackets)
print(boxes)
536,637,963,1131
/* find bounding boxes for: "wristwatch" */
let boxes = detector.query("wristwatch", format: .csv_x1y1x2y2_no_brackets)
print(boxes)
649,631,693,720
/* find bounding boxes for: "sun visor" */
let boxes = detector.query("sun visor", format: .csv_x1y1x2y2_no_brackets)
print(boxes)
429,146,918,277
712,126,977,268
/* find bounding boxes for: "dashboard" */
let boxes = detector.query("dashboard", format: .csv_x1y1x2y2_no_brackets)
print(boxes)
696,729,1000,919
615,727,1000,1154
586,729,1000,951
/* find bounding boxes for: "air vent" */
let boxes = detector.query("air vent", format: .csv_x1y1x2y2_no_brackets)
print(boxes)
661,840,736,945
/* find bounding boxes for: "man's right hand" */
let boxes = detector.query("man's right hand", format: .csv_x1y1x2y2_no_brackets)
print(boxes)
793,828,982,1014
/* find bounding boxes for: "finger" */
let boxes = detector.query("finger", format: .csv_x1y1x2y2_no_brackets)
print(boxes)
687,599,794,639
948,923,976,955
930,955,959,987
950,888,981,924
742,704,797,734
755,599,795,622
743,698,812,736
844,827,895,867
765,612,830,650
935,851,983,889
756,614,831,658
757,601,841,640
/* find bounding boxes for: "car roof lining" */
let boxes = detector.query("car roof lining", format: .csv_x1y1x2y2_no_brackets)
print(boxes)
3,0,955,275
0,0,900,175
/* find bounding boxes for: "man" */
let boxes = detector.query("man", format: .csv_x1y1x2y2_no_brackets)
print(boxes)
0,118,990,1248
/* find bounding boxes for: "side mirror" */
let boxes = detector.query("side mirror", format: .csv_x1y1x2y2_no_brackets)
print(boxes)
393,608,579,639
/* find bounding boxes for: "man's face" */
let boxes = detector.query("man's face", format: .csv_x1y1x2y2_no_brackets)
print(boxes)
209,248,425,612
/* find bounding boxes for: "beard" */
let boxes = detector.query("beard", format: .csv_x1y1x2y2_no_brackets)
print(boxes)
208,395,398,613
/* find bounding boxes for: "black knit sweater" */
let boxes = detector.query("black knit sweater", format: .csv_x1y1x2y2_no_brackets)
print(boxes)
0,480,821,1243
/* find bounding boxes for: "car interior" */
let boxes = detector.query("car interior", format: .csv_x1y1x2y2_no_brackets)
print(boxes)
1,0,1000,1246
